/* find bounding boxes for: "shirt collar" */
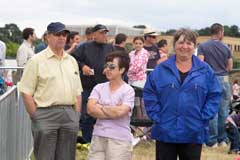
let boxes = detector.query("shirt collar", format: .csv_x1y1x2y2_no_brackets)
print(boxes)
46,47,69,59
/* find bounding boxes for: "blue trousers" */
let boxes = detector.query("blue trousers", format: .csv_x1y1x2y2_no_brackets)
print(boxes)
207,76,231,145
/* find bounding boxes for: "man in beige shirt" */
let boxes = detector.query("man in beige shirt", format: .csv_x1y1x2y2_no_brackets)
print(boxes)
16,27,36,67
18,22,83,160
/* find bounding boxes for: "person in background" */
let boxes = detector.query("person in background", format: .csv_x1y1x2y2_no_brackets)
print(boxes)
128,36,149,85
225,113,240,154
114,33,128,51
65,31,81,54
157,39,168,63
0,40,6,75
72,24,115,143
127,36,149,126
143,28,160,69
144,28,222,160
0,40,6,94
16,27,36,67
232,80,240,101
18,22,82,160
78,27,94,47
198,23,233,148
35,31,48,53
87,51,134,160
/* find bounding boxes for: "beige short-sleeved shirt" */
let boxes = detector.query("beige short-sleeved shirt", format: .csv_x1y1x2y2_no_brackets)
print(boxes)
18,47,83,107
16,40,35,67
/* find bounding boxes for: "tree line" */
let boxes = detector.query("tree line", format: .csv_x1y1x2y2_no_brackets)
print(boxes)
0,23,22,58
162,25,240,37
133,24,240,37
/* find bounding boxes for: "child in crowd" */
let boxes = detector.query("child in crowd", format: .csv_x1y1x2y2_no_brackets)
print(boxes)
233,80,240,100
157,39,168,63
127,36,149,119
225,114,240,154
127,36,149,85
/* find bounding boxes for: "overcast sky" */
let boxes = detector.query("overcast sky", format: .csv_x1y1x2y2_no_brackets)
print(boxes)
1,0,239,37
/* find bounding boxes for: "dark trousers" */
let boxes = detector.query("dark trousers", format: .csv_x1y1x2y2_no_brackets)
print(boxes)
156,141,202,160
80,89,96,143
225,122,240,151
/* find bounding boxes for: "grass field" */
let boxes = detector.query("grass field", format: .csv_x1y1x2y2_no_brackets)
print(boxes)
76,141,240,160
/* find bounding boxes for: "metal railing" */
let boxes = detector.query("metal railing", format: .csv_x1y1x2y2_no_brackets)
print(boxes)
0,86,33,160
0,65,239,160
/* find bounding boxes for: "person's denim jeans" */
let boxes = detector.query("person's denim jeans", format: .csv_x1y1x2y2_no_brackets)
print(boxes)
207,76,231,146
225,122,240,151
80,89,96,143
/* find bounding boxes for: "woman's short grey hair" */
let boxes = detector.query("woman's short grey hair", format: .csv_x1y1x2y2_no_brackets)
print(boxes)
173,28,198,47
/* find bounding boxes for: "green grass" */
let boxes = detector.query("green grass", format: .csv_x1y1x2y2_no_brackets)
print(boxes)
76,141,239,160
31,141,239,160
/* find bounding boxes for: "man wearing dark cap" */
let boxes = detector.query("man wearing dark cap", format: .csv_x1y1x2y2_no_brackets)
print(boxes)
18,22,83,160
143,28,161,69
72,24,115,143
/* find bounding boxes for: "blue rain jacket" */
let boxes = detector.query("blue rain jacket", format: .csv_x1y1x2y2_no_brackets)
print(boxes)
143,55,222,144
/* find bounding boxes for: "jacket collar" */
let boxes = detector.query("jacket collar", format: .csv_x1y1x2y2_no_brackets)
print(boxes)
162,54,205,82
162,55,205,72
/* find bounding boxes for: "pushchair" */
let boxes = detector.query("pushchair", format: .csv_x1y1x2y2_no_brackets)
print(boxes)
230,99,240,114
130,84,153,143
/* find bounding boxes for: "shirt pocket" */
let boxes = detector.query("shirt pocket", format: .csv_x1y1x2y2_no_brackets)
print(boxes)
71,71,81,95
38,74,56,87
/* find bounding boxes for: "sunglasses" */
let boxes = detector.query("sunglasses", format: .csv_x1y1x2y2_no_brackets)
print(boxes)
104,63,117,70
148,35,156,39
53,31,67,37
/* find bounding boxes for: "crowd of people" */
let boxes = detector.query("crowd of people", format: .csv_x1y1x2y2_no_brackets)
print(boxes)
0,21,236,160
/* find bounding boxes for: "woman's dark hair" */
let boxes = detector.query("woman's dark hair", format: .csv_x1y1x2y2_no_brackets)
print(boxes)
66,31,79,44
105,51,130,75
157,39,168,48
133,36,144,43
173,28,198,47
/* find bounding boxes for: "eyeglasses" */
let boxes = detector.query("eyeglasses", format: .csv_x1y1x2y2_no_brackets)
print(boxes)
53,31,67,37
104,63,117,70
148,35,156,39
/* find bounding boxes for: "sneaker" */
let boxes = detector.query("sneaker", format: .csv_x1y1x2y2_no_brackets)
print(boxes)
218,141,228,147
77,136,87,144
132,137,140,147
209,143,218,148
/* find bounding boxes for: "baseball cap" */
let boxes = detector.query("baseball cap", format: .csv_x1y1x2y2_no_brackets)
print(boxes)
92,24,109,33
47,22,70,34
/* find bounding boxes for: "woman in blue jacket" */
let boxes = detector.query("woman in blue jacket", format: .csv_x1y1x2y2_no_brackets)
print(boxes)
143,28,222,160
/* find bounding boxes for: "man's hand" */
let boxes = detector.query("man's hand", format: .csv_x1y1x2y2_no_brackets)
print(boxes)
82,65,93,76
22,93,37,118
75,95,82,113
